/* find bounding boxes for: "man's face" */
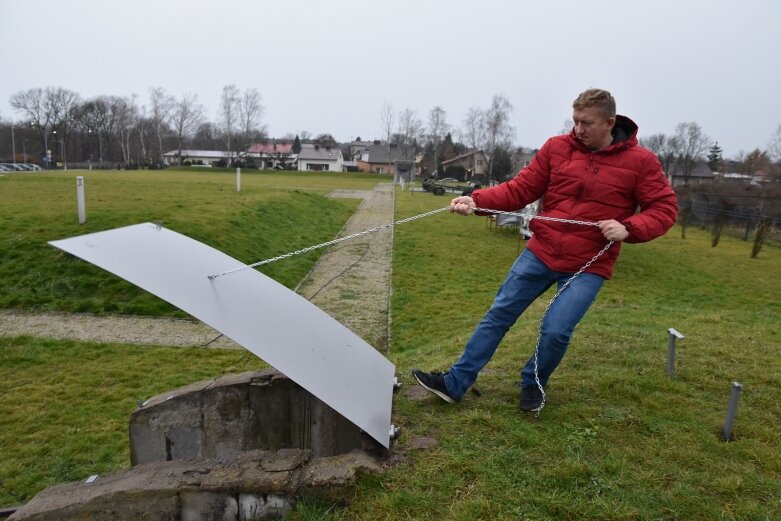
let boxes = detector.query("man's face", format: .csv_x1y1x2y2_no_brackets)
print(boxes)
572,106,615,151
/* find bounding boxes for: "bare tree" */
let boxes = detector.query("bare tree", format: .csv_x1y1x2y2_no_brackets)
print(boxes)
427,106,449,174
171,93,204,165
148,87,174,163
72,95,122,164
379,102,395,145
10,86,80,159
673,121,712,184
483,94,515,181
135,104,151,164
396,108,423,161
219,84,240,159
740,148,771,176
115,96,139,165
559,118,573,135
237,88,266,153
768,124,781,162
461,106,485,150
641,133,680,180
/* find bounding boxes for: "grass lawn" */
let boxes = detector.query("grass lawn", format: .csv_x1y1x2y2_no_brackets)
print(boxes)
2,176,780,519
0,168,377,314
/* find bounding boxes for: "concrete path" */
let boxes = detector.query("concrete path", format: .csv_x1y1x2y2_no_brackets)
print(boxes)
0,183,396,350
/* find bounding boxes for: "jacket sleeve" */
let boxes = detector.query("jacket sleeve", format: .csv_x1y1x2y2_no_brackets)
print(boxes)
622,153,679,243
471,139,552,212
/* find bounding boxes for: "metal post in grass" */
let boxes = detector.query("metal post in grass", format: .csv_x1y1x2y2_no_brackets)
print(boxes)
666,328,684,377
76,176,86,224
236,167,241,192
722,381,743,441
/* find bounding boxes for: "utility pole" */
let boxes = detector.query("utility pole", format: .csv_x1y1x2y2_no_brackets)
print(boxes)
11,122,16,164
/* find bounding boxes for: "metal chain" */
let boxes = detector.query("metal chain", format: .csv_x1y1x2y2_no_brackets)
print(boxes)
529,240,614,415
209,206,451,280
474,207,601,228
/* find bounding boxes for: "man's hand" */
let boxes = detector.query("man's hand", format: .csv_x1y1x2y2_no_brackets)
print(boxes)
598,220,629,241
450,196,476,215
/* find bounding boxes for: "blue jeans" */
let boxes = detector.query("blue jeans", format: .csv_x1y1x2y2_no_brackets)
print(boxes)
444,249,604,400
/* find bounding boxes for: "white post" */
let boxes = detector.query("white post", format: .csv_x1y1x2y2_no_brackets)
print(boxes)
236,167,241,192
76,176,86,224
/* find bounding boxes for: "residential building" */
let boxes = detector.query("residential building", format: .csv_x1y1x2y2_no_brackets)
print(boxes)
350,140,376,161
162,150,234,166
296,143,344,172
245,141,295,169
356,143,408,175
441,150,489,180
667,162,716,187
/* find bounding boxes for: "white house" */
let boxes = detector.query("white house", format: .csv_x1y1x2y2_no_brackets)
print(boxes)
162,150,234,166
296,143,344,172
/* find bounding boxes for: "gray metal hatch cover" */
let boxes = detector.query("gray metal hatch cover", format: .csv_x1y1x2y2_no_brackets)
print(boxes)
50,223,395,447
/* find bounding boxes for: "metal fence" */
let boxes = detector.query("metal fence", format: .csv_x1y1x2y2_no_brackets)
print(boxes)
684,196,781,247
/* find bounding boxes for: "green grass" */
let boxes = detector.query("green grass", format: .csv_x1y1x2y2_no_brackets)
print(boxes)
350,189,780,521
0,169,377,315
2,177,780,519
0,336,268,506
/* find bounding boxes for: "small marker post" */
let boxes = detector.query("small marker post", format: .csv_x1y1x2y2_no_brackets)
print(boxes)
722,381,743,441
666,328,684,377
236,167,241,192
76,176,86,224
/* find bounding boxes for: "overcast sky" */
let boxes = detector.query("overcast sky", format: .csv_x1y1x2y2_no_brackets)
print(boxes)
1,0,779,157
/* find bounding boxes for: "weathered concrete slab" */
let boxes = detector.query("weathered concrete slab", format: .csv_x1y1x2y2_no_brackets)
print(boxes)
130,369,378,465
9,449,383,521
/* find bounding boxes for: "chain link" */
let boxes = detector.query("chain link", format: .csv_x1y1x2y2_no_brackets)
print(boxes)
529,240,613,416
209,206,451,280
473,207,601,228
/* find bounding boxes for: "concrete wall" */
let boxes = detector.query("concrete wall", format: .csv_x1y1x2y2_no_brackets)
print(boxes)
129,369,373,466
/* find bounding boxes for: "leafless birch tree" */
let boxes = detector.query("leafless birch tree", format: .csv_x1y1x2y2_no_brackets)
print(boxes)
219,84,240,159
148,87,174,162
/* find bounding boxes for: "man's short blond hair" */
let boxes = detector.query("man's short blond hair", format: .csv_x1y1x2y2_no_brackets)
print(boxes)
572,89,616,120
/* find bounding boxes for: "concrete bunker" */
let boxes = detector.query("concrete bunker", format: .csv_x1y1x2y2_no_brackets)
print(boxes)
10,369,388,520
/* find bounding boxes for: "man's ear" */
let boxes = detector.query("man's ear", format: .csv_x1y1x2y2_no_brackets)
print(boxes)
607,116,616,129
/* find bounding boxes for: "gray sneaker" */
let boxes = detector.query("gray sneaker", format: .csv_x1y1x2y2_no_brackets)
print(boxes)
412,369,459,403
520,385,545,412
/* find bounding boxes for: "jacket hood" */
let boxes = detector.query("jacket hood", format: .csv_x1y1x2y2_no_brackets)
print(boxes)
568,114,638,153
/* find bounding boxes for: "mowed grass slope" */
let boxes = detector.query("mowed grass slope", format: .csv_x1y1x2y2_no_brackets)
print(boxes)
0,169,376,315
1,176,780,519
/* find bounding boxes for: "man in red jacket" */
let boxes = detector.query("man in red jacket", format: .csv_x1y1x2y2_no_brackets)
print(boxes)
413,88,678,412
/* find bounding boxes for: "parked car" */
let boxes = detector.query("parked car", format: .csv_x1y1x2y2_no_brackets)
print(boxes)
0,164,12,171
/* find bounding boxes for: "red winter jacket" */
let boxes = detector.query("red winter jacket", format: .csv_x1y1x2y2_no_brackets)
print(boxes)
472,115,678,279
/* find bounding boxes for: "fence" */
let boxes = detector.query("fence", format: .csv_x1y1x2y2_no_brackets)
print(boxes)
684,195,781,247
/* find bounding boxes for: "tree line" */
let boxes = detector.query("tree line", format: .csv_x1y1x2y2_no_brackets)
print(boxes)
1,85,780,183
0,85,265,167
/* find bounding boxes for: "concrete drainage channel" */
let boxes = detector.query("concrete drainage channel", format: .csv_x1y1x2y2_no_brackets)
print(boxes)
8,369,388,520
